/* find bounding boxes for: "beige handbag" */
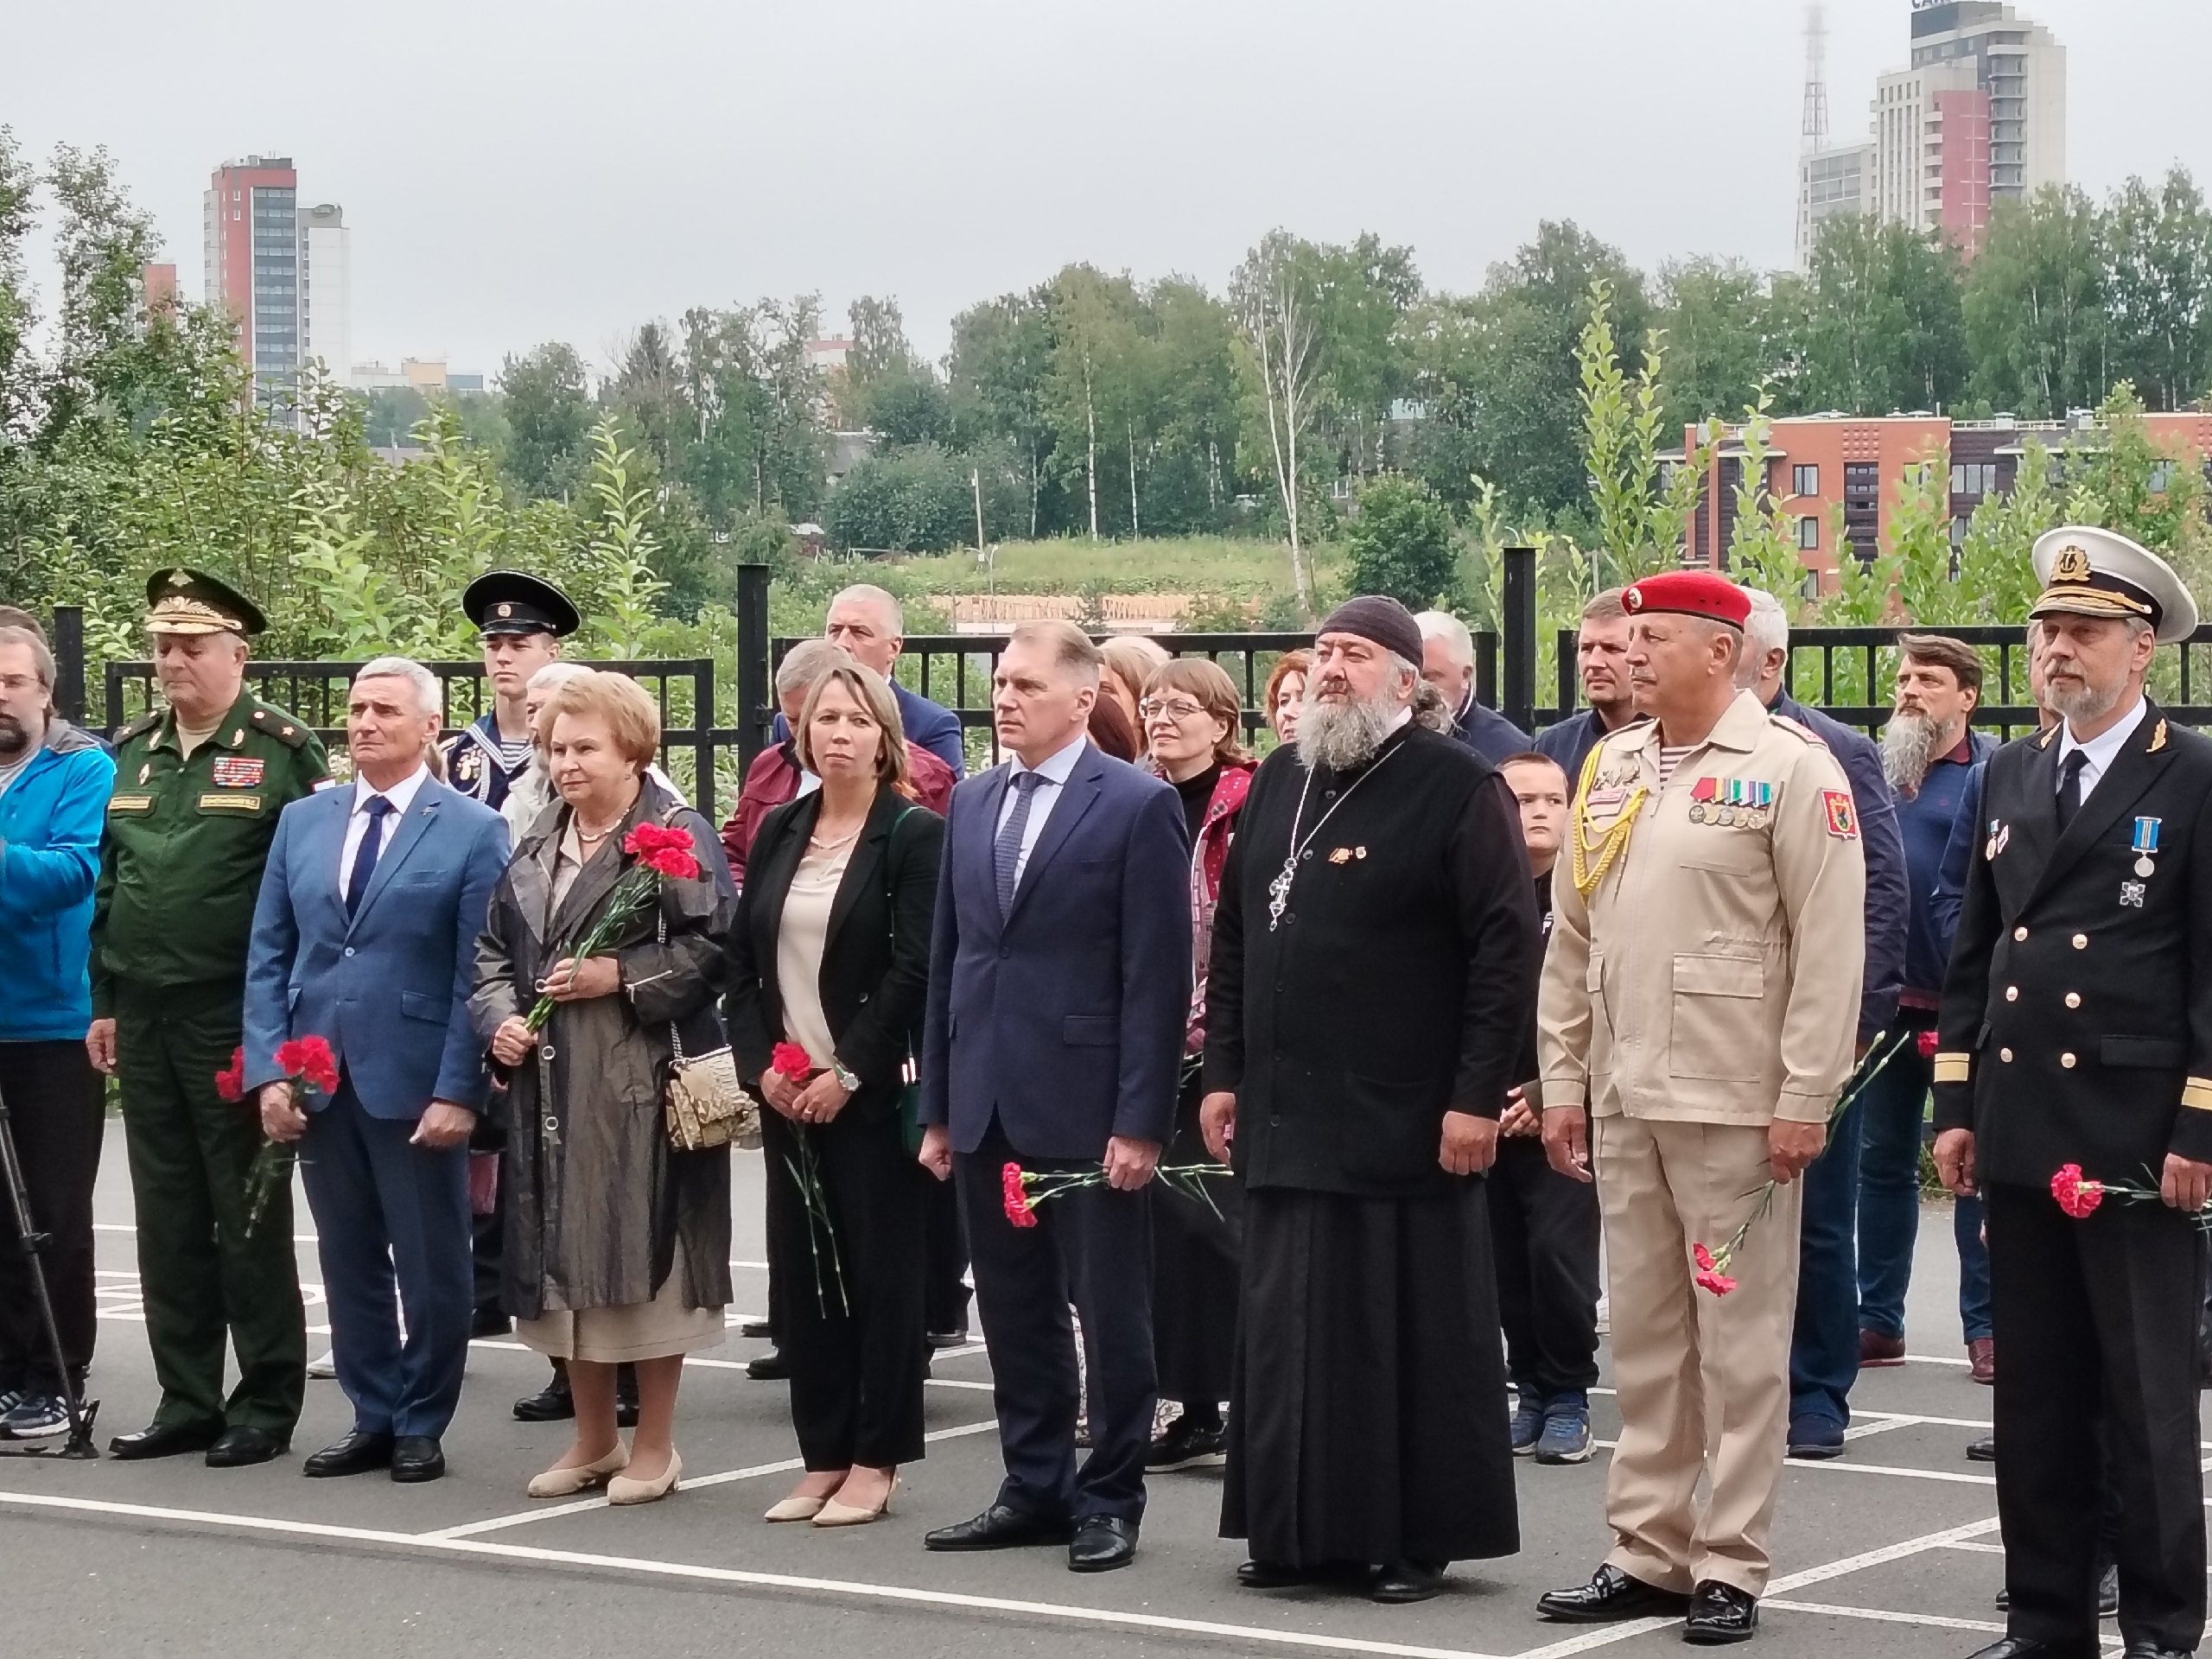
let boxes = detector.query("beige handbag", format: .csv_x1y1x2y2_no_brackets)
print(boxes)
665,1025,755,1151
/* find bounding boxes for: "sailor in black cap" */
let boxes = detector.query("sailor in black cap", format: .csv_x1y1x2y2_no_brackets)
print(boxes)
1933,526,2212,1659
443,572,581,811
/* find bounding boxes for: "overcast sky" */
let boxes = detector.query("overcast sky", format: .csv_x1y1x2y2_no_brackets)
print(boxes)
9,0,2210,379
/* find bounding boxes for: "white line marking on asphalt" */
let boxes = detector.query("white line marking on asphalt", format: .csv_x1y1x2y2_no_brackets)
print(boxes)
0,1488,1507,1659
1764,1516,2002,1592
1840,1417,1915,1441
1589,1440,1995,1488
427,1417,1007,1538
1938,1541,2007,1554
1511,1619,1677,1658
1762,1599,2005,1634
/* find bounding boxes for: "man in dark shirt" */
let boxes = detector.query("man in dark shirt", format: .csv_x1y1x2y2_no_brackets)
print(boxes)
1856,636,1995,1383
1535,590,1637,780
1414,610,1530,764
1738,591,1909,1461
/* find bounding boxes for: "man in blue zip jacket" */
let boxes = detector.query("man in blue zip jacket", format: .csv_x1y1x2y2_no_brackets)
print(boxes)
0,621,118,1440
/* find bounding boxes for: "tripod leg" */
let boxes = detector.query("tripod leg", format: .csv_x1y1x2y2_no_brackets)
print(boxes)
0,1077,98,1458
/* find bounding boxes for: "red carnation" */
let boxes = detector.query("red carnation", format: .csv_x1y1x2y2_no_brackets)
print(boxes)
1692,1241,1738,1297
2051,1162,2105,1220
772,1042,814,1079
214,1046,246,1103
275,1034,340,1096
1002,1162,1039,1229
625,823,701,880
1916,1030,1940,1061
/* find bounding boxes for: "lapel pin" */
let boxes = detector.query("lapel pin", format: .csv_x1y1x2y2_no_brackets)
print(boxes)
1328,846,1352,865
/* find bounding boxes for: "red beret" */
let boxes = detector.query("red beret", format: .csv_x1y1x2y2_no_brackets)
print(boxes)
1622,571,1751,630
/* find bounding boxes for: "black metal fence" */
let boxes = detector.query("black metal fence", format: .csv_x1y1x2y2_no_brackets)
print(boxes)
39,543,2212,820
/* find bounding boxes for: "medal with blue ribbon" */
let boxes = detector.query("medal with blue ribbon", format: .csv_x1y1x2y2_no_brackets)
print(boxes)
2133,816,2162,878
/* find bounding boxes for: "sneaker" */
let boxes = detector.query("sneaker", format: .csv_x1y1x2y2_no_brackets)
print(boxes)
1535,1402,1592,1465
307,1351,338,1380
1509,1398,1546,1457
0,1395,70,1439
0,1388,22,1439
1147,1414,1227,1471
1787,1414,1847,1460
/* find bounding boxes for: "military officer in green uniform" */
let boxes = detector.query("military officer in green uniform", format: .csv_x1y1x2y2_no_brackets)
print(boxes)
87,569,331,1466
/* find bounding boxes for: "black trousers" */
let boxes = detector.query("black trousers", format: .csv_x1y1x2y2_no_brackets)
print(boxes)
1486,1133,1601,1403
762,1105,927,1470
957,1121,1154,1522
1986,1179,2206,1656
1151,1069,1241,1417
0,1042,104,1395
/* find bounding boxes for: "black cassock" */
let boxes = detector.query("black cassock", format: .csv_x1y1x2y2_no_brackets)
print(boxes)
1202,721,1540,1567
1934,700,2212,1657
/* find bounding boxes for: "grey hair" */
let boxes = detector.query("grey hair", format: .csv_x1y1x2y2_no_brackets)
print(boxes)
1732,591,1784,688
355,656,442,720
526,661,593,696
0,625,56,690
830,583,904,637
1414,610,1475,670
777,638,854,699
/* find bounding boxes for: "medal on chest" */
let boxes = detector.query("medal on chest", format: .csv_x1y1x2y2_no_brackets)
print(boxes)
2131,817,2161,879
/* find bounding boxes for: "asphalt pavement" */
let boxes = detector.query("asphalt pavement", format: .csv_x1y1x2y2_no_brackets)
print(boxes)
0,1123,2098,1658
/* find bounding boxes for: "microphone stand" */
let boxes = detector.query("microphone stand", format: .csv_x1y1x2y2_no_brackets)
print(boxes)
0,1073,99,1459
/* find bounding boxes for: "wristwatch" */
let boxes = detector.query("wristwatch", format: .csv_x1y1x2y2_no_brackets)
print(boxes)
830,1058,861,1094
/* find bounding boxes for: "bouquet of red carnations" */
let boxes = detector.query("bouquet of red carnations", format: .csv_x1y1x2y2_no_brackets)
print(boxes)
217,1034,339,1237
1000,1159,1230,1229
770,1042,849,1317
523,823,701,1033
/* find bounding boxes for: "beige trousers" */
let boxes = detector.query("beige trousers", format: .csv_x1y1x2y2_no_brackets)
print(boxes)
1592,1113,1802,1597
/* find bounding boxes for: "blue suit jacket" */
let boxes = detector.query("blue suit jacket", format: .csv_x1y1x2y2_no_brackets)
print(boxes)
244,776,512,1118
919,741,1191,1160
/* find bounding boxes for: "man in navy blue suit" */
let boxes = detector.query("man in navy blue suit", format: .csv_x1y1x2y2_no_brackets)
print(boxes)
918,618,1191,1573
245,658,511,1484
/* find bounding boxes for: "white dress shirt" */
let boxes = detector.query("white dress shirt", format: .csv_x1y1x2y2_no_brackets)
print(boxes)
2056,693,2150,805
993,730,1090,888
339,764,429,894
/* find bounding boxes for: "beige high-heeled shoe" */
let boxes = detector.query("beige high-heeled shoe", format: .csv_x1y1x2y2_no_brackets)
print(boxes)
607,1448,682,1506
814,1474,898,1528
764,1492,829,1522
526,1444,629,1498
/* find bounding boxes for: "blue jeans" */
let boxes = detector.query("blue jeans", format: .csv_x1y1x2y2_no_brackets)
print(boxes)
1855,1025,1992,1343
1789,1096,1864,1428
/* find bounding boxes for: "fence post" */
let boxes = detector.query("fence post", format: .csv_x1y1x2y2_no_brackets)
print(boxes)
51,606,86,726
734,562,772,771
1502,545,1536,735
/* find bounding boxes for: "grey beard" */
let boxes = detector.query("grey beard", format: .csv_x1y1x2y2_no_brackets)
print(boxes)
1880,712,1939,794
1298,690,1399,772
2047,677,2122,727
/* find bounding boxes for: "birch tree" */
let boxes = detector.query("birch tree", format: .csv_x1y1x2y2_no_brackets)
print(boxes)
1233,232,1319,614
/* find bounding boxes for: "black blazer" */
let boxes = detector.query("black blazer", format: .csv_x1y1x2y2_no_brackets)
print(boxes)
1934,699,2212,1185
724,785,944,1117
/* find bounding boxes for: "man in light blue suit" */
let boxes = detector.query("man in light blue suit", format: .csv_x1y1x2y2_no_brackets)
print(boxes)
245,658,510,1484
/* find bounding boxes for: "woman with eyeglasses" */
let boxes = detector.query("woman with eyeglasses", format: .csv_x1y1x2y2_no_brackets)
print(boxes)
1136,658,1255,1474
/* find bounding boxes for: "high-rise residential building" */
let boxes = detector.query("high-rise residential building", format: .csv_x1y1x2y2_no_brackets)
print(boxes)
300,202,350,387
204,156,301,396
1796,3,2064,266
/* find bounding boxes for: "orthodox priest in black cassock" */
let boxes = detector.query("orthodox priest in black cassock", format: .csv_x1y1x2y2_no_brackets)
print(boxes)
1200,596,1541,1600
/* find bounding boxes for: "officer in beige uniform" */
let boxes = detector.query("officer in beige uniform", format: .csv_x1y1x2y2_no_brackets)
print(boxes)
1534,571,1866,1646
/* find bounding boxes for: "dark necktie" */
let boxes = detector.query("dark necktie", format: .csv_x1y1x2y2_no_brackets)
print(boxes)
2056,749,2088,832
993,771,1046,917
346,795,393,918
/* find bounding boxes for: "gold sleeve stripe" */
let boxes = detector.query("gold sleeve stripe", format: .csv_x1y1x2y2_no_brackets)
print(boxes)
2182,1078,2212,1112
1932,1053,1972,1084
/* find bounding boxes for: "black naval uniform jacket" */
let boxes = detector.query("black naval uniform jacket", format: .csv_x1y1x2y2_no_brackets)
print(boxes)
1932,699,2212,1186
1201,721,1541,1199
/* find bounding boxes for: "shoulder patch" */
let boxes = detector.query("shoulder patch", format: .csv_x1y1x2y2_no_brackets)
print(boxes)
1821,790,1859,840
251,701,315,750
1768,713,1828,747
118,710,162,742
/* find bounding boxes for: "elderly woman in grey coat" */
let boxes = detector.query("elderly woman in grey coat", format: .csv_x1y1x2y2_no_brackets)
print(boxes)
473,670,734,1506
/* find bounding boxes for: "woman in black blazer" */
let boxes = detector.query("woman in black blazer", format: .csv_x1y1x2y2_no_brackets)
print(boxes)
724,659,944,1528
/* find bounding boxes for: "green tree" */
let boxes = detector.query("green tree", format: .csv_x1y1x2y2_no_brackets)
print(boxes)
1793,216,1967,415
2103,168,2212,411
1655,257,1774,435
1963,186,2108,418
946,288,1058,537
1578,281,1700,587
498,342,594,499
1344,477,1456,611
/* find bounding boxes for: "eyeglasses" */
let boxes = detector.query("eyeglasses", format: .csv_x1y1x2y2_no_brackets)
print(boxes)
1138,699,1207,723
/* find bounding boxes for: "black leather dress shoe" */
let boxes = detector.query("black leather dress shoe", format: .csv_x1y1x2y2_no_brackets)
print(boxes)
1964,1640,2071,1658
616,1364,640,1429
1682,1580,1758,1644
512,1379,575,1422
1236,1560,1312,1589
924,1503,1075,1552
1967,1433,1996,1462
739,1318,774,1339
391,1436,445,1483
1538,1564,1694,1623
302,1430,394,1478
205,1426,289,1468
1371,1561,1446,1604
109,1421,220,1460
746,1350,790,1382
2121,1645,2192,1658
1068,1516,1137,1573
2099,1563,2120,1617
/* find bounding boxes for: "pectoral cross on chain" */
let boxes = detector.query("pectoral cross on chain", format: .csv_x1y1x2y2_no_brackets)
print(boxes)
1267,856,1296,931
